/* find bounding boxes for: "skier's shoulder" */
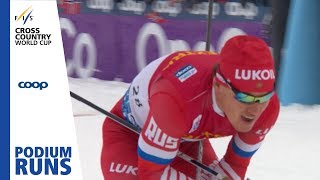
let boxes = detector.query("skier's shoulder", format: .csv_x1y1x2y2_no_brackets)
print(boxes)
155,51,218,90
161,51,219,70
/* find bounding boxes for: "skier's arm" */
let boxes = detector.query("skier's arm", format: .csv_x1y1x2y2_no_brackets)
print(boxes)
137,78,189,179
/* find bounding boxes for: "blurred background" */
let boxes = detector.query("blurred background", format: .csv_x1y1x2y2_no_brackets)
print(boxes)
57,1,320,179
57,0,320,105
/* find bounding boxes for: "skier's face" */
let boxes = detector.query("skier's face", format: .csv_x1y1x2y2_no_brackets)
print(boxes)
214,82,270,133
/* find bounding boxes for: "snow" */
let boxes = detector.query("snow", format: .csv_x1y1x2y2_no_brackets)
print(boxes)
69,77,320,180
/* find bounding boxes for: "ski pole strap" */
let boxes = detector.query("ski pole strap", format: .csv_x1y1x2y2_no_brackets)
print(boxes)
196,140,204,179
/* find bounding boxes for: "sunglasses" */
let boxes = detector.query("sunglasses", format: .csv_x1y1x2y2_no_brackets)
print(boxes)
215,67,274,104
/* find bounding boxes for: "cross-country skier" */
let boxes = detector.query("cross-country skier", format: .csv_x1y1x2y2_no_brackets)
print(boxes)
101,35,280,180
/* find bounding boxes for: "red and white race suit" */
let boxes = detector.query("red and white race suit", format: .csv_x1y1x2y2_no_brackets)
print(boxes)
101,51,280,180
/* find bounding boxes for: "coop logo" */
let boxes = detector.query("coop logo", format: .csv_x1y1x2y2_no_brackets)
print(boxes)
18,81,48,90
15,146,72,175
15,6,33,25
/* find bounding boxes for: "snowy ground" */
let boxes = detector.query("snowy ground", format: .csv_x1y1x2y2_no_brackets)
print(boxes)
69,77,320,180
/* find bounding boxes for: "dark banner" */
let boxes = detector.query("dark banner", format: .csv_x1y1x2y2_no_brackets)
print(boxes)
59,0,272,82
60,14,268,82
59,0,271,21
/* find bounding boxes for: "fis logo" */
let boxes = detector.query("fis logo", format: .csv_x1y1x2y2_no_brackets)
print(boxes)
15,6,33,25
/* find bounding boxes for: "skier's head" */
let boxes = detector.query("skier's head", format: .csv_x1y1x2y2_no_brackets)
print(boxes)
213,35,275,132
219,35,275,93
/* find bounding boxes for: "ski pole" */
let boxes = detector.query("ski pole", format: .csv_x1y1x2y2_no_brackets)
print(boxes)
199,1,216,178
205,0,215,51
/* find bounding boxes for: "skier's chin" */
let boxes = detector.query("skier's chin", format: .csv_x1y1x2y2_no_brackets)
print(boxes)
236,126,252,133
234,116,256,133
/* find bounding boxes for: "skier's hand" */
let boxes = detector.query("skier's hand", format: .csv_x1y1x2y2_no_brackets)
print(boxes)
220,176,231,180
208,160,230,180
